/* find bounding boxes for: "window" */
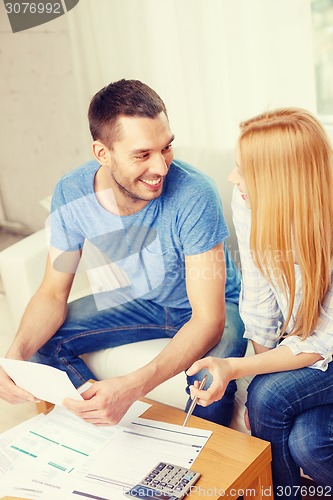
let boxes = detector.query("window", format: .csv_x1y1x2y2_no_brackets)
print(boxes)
311,0,333,122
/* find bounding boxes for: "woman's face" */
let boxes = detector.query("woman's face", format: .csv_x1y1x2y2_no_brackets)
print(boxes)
228,146,250,207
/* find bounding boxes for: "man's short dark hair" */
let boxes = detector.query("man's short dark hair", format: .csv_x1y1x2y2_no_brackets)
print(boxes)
88,79,168,148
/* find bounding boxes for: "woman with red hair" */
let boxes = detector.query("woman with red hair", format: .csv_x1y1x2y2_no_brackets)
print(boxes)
188,108,333,499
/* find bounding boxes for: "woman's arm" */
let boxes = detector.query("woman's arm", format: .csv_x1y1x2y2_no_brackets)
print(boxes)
186,346,323,407
279,282,333,370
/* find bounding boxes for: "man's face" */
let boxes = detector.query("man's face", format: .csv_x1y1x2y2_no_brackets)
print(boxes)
107,112,174,207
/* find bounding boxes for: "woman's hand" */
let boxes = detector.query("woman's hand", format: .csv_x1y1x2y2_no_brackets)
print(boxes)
186,356,236,407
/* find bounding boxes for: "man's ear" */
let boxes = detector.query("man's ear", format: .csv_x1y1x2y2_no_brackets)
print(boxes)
92,140,111,166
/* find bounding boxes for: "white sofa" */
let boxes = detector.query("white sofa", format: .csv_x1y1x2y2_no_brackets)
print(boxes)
0,147,252,433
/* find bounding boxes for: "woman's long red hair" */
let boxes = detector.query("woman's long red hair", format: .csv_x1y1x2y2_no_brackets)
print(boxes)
239,108,333,339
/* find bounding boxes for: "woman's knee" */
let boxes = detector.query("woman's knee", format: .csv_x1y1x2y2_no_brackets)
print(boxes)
247,373,281,410
247,373,294,429
289,407,333,486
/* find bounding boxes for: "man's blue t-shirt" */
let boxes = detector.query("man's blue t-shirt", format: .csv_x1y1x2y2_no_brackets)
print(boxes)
49,159,241,309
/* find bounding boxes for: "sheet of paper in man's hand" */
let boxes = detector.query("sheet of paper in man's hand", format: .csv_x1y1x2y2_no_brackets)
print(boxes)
0,358,83,405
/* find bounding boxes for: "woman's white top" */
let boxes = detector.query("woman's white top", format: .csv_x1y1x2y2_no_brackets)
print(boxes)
232,187,333,370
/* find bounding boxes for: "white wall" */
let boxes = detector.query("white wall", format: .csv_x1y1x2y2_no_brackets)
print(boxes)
0,0,317,233
0,7,89,232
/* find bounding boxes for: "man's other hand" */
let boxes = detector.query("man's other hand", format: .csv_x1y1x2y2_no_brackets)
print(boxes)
62,376,139,426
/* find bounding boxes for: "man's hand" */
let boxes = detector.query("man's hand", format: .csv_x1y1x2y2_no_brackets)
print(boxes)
62,376,140,426
0,367,39,404
186,356,236,407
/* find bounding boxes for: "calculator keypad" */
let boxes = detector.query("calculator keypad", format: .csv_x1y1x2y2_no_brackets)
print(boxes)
127,461,200,499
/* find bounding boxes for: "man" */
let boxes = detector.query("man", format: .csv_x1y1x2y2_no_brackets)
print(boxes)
0,79,246,426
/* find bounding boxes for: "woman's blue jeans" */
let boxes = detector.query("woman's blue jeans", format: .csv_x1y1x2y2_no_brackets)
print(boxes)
247,363,333,499
32,293,247,426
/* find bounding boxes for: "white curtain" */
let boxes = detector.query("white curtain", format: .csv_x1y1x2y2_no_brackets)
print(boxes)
67,0,316,150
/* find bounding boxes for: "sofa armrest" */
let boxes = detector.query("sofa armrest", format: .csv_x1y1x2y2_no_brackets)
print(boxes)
0,230,47,329
0,229,90,330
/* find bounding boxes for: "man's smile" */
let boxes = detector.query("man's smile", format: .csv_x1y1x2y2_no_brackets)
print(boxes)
139,177,163,189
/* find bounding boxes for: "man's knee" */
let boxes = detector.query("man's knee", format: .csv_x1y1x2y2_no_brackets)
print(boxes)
225,301,245,338
208,302,246,358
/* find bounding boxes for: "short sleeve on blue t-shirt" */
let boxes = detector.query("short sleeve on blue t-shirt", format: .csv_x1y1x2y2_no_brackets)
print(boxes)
48,159,240,308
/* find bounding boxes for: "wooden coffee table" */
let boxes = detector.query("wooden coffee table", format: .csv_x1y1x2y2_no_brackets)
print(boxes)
141,397,273,500
2,397,273,500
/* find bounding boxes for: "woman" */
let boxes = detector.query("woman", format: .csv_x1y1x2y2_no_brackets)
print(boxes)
187,108,333,499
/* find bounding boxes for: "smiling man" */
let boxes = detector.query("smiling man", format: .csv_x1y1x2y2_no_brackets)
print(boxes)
0,79,247,426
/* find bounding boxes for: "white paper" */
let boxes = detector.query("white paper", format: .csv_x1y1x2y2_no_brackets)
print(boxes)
0,413,46,476
0,358,83,405
0,404,211,500
0,401,152,498
66,418,212,500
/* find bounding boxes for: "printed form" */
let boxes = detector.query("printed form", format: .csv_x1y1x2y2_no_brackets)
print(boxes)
0,359,212,499
1,408,211,499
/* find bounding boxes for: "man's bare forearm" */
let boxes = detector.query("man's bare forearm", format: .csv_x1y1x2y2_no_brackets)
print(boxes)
6,289,68,360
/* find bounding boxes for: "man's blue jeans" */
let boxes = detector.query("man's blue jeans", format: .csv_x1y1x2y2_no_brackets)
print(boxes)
32,293,246,426
247,363,333,499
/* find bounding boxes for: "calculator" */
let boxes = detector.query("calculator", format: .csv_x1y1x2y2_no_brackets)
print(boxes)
125,461,201,500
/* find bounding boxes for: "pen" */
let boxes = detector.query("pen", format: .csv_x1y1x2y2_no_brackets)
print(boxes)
183,375,208,427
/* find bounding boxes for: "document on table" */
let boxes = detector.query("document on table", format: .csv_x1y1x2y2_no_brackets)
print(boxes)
0,401,151,499
0,357,82,405
0,413,46,475
69,418,212,500
1,405,212,499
